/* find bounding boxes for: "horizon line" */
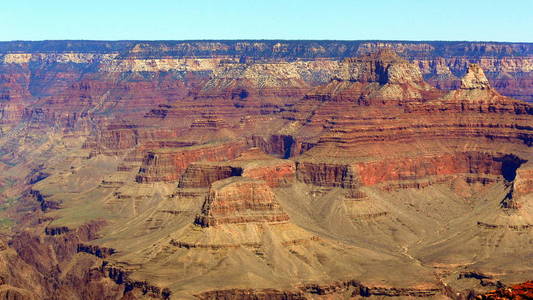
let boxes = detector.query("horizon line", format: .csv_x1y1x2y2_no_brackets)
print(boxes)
1,39,532,44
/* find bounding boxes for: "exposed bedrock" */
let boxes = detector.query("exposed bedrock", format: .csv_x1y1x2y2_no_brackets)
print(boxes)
28,189,61,212
85,122,183,153
295,161,357,188
178,150,296,188
460,63,491,90
0,43,532,299
1,41,531,129
478,281,533,300
178,164,243,188
297,65,532,154
407,63,533,115
96,124,139,150
103,263,171,299
0,221,133,300
136,140,247,183
9,222,105,272
296,152,528,188
76,244,117,259
194,280,441,299
513,166,533,198
354,152,526,186
194,177,290,227
241,160,296,187
0,101,26,125
246,135,315,158
190,115,229,129
303,50,441,105
194,288,306,300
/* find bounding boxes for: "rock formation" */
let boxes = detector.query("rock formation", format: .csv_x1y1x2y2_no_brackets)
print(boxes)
461,63,492,90
136,140,247,183
0,41,531,299
478,281,533,300
194,177,290,227
178,148,296,188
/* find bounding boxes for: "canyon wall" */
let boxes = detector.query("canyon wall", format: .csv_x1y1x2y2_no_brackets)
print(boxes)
0,41,532,299
0,40,532,129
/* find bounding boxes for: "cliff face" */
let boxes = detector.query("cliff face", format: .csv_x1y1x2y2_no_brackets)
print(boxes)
0,40,531,129
136,141,247,183
194,177,290,227
0,41,532,299
478,281,533,300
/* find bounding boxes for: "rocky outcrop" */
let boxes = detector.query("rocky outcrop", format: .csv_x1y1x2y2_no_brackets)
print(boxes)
461,63,491,90
241,159,295,187
194,280,441,299
0,220,133,300
193,62,311,101
1,42,532,300
194,177,290,227
408,64,533,115
246,135,315,158
136,140,247,183
478,281,533,300
96,124,139,150
296,152,527,188
178,164,242,188
190,115,229,129
296,161,358,188
301,280,440,297
513,166,533,198
289,63,532,199
44,226,70,236
76,244,117,258
303,50,440,105
195,288,306,300
354,152,525,186
0,41,531,129
95,262,171,299
29,190,61,211
179,149,296,188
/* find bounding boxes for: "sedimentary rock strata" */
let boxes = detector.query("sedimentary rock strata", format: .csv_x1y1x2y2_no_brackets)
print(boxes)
136,140,247,183
194,177,290,227
0,41,531,299
178,149,296,188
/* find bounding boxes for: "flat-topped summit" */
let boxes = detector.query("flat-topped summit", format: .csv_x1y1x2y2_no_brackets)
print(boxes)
339,49,423,84
194,177,290,227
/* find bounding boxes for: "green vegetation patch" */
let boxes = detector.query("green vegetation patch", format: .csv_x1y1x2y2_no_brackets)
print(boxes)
0,218,14,231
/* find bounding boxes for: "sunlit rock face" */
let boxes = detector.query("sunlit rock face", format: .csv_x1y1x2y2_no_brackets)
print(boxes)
194,177,290,227
0,40,531,299
461,63,492,90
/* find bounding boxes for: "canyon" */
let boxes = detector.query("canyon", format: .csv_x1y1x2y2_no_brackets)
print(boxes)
0,40,531,299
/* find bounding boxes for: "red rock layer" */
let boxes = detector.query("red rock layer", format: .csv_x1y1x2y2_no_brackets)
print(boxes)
296,161,357,188
353,152,523,186
292,63,532,189
136,141,247,183
478,281,533,300
241,160,295,187
190,115,229,129
25,72,196,127
178,164,242,188
246,135,315,158
194,177,290,227
178,149,296,188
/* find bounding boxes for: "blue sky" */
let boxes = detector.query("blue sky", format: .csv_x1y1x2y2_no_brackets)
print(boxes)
1,0,532,42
